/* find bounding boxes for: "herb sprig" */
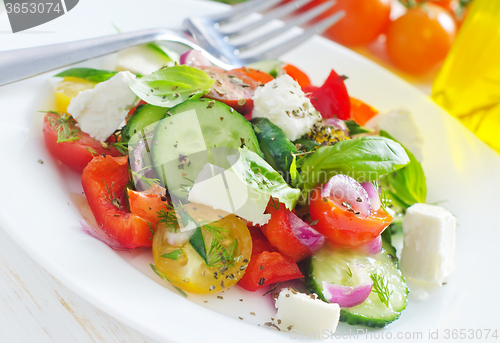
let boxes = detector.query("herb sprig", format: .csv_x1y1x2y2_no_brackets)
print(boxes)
371,273,393,308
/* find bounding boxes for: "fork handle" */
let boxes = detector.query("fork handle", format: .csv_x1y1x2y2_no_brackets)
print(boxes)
0,28,197,87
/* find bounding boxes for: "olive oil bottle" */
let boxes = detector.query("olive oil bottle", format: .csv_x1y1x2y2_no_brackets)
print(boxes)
432,0,500,152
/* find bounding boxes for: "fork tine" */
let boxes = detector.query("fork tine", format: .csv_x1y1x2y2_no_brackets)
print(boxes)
234,0,337,52
224,0,313,37
208,0,282,24
241,10,345,63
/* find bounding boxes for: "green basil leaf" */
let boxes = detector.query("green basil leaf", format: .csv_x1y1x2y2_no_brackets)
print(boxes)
189,227,207,264
230,147,301,210
147,43,180,65
129,65,214,107
161,249,183,260
379,130,427,208
298,136,410,191
54,68,118,82
345,120,373,135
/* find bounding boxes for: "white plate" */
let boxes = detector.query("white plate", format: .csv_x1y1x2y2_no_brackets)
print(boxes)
1,0,499,342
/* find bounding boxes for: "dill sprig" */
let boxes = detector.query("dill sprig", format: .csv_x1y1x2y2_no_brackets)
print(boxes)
131,170,161,189
345,263,353,277
102,181,122,209
150,264,187,297
44,111,81,143
371,273,393,308
206,237,238,268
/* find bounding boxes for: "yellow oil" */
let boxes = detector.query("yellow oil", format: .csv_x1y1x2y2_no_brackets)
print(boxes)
431,0,500,152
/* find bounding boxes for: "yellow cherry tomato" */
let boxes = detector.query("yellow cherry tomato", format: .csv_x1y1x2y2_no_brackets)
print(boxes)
152,203,252,294
54,77,97,113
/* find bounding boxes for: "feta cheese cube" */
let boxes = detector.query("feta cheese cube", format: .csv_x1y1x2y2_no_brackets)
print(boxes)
365,108,424,161
188,163,270,225
400,203,456,285
67,71,137,141
273,288,340,334
252,75,321,141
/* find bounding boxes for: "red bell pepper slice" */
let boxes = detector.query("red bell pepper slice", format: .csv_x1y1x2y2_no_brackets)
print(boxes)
81,155,154,248
283,64,311,88
237,227,303,292
303,69,351,120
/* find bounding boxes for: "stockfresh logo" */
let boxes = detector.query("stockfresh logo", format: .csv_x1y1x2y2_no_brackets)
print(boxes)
5,0,79,33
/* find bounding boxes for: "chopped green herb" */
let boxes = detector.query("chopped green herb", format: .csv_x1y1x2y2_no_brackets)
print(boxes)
150,264,187,297
161,249,183,260
371,273,393,308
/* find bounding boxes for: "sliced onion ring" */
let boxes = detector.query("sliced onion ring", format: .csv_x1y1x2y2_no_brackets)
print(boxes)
322,264,373,308
180,50,212,68
288,212,325,254
358,235,382,255
361,181,381,212
80,220,130,250
321,175,371,218
323,117,349,136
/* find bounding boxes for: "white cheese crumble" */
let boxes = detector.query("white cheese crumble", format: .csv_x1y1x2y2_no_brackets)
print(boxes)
273,288,340,334
365,108,424,161
188,163,270,226
67,71,138,141
400,203,456,286
252,74,321,141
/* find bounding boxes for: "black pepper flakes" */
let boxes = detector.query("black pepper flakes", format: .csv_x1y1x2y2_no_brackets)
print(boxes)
217,295,223,299
258,278,265,286
207,100,216,109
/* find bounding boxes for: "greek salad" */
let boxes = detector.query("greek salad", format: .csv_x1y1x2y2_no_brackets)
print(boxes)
42,43,456,334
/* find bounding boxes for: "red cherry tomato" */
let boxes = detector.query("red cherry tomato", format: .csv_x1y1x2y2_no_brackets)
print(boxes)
81,155,154,248
309,186,392,248
303,69,351,120
386,3,457,74
200,66,260,115
260,203,312,262
237,227,303,292
43,112,122,173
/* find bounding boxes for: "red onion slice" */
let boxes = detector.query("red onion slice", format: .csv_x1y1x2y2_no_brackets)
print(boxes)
361,181,381,212
358,235,382,255
323,118,349,136
322,264,373,308
80,220,130,250
321,175,371,218
180,50,212,68
288,212,325,254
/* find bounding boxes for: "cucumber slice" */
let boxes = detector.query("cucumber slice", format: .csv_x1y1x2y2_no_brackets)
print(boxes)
152,98,262,199
251,117,297,182
306,241,408,328
122,104,169,143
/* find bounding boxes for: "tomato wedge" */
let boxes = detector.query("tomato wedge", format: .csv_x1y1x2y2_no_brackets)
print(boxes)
200,66,260,115
303,69,351,120
309,186,392,248
81,155,153,248
260,204,312,262
231,67,274,84
350,97,378,125
127,184,169,229
237,227,303,292
43,112,121,173
283,64,311,88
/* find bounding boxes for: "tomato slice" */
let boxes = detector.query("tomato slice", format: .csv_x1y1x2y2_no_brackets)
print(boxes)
309,186,392,248
283,64,311,88
237,227,303,292
127,184,169,228
152,204,252,294
81,155,153,248
260,203,312,262
231,67,274,84
350,97,378,125
43,112,122,173
200,66,259,115
303,69,351,120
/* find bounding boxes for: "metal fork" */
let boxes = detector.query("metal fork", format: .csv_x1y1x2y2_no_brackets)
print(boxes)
0,0,343,87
